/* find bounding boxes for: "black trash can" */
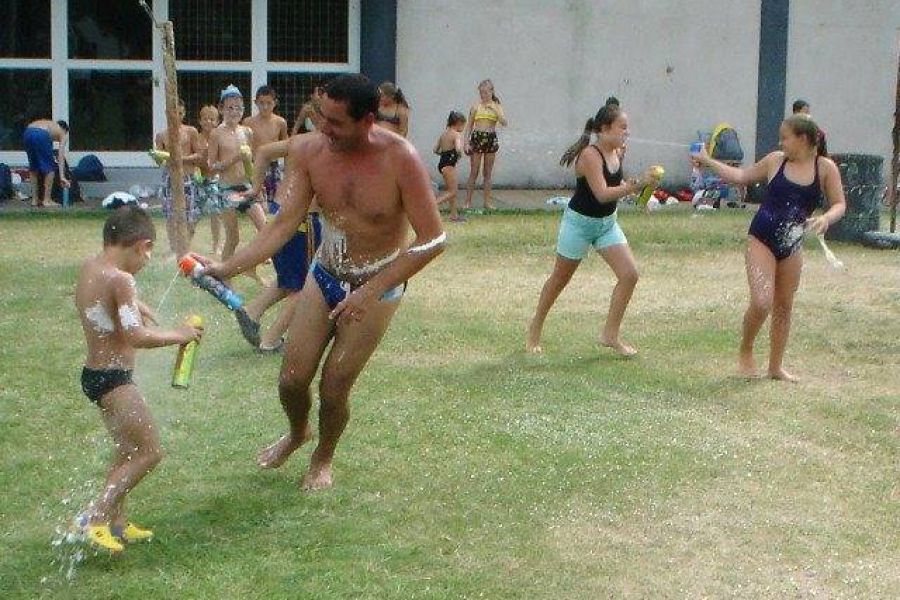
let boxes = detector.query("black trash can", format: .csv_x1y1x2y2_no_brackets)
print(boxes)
823,153,883,242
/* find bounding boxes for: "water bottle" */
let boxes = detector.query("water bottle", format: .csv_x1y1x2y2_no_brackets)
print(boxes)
178,256,243,311
148,148,170,166
689,141,705,191
240,144,254,180
636,166,665,205
172,315,203,389
62,186,71,208
690,166,704,192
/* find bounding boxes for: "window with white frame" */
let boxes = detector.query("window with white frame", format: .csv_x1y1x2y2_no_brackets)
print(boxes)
69,0,153,60
268,0,349,63
1,1,51,58
170,0,252,62
0,0,359,167
0,1,52,150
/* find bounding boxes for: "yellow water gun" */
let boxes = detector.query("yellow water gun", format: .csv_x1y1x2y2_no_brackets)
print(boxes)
637,166,665,205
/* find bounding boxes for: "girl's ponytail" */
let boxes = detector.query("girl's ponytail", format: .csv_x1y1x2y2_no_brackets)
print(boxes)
559,101,622,167
560,118,595,167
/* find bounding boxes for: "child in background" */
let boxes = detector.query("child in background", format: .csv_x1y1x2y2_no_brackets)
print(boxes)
197,104,223,256
74,206,203,551
292,86,324,135
234,137,322,351
242,85,289,215
433,111,467,222
375,81,410,137
154,98,202,257
463,79,508,211
207,84,266,284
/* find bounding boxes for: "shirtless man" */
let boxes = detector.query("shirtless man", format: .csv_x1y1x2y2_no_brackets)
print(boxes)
243,85,289,214
154,99,203,255
22,118,70,207
197,74,445,490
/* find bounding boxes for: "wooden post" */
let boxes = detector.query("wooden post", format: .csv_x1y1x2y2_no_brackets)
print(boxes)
889,43,899,233
160,21,189,256
140,2,189,255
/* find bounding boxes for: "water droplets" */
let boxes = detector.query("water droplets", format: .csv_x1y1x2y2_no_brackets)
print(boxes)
781,223,805,249
155,271,181,315
816,235,845,270
42,436,106,585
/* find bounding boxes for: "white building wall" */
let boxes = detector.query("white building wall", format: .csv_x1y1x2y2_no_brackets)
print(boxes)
786,0,899,163
398,0,762,188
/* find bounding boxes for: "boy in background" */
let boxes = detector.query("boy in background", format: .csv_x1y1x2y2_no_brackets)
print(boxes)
208,85,267,285
196,104,223,256
154,99,202,256
234,138,321,351
243,85,289,214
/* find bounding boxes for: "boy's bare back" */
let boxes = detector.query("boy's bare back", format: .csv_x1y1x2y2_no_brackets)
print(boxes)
75,256,143,370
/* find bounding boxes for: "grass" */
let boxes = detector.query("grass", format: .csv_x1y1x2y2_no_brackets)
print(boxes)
1,207,898,598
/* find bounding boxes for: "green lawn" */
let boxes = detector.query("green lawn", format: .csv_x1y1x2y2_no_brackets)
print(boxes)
1,208,898,599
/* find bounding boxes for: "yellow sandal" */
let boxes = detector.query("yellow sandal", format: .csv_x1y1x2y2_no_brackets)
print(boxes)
117,522,153,542
86,525,124,552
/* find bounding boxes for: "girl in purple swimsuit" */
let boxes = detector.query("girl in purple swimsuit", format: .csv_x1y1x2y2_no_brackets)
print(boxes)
696,115,846,381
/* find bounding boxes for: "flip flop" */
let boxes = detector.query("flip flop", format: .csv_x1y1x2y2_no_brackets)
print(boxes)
257,338,284,354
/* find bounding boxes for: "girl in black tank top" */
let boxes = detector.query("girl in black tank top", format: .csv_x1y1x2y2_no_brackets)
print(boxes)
568,146,623,218
526,99,659,357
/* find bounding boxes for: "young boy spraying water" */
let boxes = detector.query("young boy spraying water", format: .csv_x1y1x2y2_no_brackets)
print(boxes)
74,207,203,551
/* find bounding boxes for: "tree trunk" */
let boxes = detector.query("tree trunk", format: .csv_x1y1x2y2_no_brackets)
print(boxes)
161,21,189,256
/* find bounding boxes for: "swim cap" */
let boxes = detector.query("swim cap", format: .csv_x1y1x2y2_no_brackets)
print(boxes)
220,84,243,102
